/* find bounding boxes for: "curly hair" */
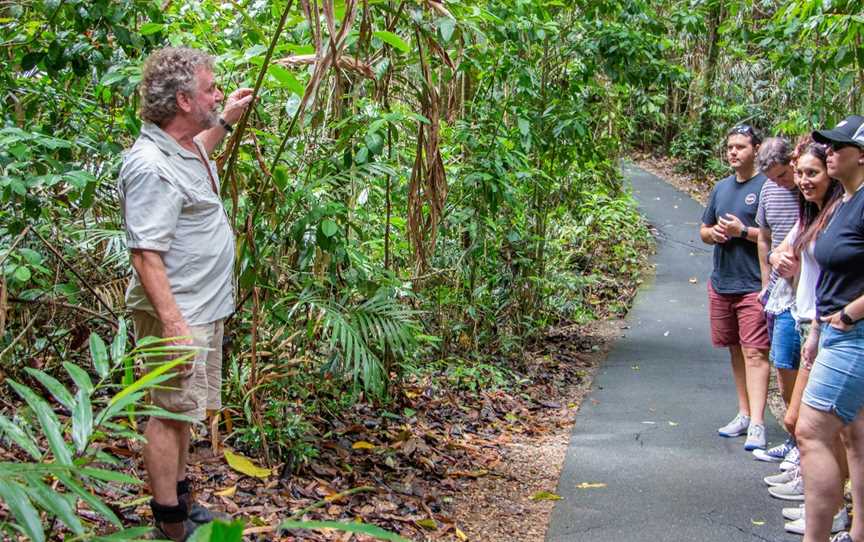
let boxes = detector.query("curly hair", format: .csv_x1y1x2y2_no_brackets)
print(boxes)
139,47,214,125
756,137,792,172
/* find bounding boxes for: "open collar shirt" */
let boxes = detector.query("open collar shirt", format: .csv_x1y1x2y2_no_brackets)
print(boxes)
118,122,235,326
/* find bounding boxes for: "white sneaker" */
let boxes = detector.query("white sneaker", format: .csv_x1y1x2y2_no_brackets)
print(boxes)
780,446,800,472
744,423,767,450
785,507,848,535
765,466,798,487
718,413,750,437
782,503,804,521
754,437,795,462
769,473,805,501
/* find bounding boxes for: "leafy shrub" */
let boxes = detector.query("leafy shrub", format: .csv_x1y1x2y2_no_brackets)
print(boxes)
0,320,196,541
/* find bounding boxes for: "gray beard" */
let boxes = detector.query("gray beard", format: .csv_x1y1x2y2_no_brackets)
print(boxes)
196,108,219,130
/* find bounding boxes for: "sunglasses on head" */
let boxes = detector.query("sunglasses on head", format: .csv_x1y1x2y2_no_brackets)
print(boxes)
731,125,755,136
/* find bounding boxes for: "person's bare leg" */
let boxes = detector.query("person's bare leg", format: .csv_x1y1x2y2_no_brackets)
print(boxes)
729,345,750,416
778,368,798,407
743,347,770,425
784,365,811,435
177,424,190,483
843,412,864,540
836,434,849,480
797,405,845,542
144,417,188,539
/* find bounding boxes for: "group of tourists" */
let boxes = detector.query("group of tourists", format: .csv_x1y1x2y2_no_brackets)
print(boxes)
113,39,864,541
701,116,864,541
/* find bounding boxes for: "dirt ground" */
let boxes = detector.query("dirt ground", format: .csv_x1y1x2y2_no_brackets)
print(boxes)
450,319,625,541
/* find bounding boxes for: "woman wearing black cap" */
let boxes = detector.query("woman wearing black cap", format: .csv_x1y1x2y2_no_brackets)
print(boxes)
794,115,864,542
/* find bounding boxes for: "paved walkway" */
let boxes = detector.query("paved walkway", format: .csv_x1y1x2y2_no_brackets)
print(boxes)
547,164,799,541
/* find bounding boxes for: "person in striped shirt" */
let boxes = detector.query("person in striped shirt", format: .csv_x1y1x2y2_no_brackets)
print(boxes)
753,137,802,463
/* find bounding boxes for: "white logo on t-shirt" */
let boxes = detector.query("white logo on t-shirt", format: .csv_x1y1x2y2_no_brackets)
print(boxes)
745,193,757,205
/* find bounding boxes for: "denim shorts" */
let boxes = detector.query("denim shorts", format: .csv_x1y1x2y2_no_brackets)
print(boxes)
770,309,801,370
803,321,864,424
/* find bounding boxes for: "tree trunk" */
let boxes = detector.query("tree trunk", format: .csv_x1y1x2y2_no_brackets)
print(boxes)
696,0,724,171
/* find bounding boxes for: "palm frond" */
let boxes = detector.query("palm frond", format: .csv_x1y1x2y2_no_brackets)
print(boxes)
283,288,419,397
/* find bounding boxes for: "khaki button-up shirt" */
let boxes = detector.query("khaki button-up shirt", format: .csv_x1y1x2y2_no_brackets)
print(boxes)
118,122,235,326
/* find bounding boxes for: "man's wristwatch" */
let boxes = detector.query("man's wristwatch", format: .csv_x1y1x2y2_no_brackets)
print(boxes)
218,117,233,133
840,308,855,326
740,227,748,239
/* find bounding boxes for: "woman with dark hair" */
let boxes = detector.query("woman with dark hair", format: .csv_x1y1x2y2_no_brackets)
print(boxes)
793,115,864,542
760,141,848,534
699,125,771,450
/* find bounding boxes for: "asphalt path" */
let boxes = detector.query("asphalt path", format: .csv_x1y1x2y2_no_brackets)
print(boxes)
546,164,799,541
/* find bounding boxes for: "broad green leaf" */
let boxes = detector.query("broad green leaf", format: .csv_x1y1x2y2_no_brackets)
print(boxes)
0,415,42,460
12,265,31,282
0,479,45,542
97,390,147,426
278,520,410,542
268,65,305,95
23,474,84,535
55,472,123,527
131,407,195,423
72,388,93,454
108,356,188,407
139,22,164,35
91,526,155,541
518,117,530,136
90,332,110,379
365,131,385,154
64,362,94,395
187,519,245,542
24,368,75,410
79,467,142,485
373,31,410,53
437,17,456,42
321,219,339,238
7,380,72,466
111,318,128,365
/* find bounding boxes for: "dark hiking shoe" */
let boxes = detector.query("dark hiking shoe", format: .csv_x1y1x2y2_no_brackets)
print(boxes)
150,499,199,541
177,478,229,524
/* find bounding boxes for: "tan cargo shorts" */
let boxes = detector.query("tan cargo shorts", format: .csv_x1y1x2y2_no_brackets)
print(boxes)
131,310,223,423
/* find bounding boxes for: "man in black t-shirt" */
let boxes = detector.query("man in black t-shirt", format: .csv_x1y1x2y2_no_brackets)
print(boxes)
700,125,771,451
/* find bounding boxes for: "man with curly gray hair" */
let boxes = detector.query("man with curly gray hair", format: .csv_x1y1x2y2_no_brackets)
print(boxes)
752,136,802,467
117,46,252,540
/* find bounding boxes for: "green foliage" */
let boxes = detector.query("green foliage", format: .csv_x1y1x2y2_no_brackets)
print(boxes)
0,322,195,541
613,0,864,175
0,0,654,468
184,519,408,542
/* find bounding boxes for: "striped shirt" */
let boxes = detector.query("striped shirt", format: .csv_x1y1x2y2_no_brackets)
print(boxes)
756,179,799,309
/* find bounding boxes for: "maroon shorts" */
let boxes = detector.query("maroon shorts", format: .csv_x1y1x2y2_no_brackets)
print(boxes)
708,283,770,350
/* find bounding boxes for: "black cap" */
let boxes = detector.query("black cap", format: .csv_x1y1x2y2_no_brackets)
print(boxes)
812,115,864,148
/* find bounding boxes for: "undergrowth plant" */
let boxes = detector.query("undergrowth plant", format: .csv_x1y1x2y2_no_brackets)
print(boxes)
0,320,195,541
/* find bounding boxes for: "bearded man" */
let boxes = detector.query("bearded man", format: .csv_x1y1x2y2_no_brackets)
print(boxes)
118,47,251,540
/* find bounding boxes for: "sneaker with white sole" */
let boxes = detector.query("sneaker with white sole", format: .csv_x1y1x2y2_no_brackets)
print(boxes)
745,423,767,451
780,446,800,472
784,507,848,535
765,466,799,487
769,473,805,501
718,413,750,437
783,503,804,521
753,436,795,462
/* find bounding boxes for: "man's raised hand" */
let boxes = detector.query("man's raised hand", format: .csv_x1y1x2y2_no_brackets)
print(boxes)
220,87,254,126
